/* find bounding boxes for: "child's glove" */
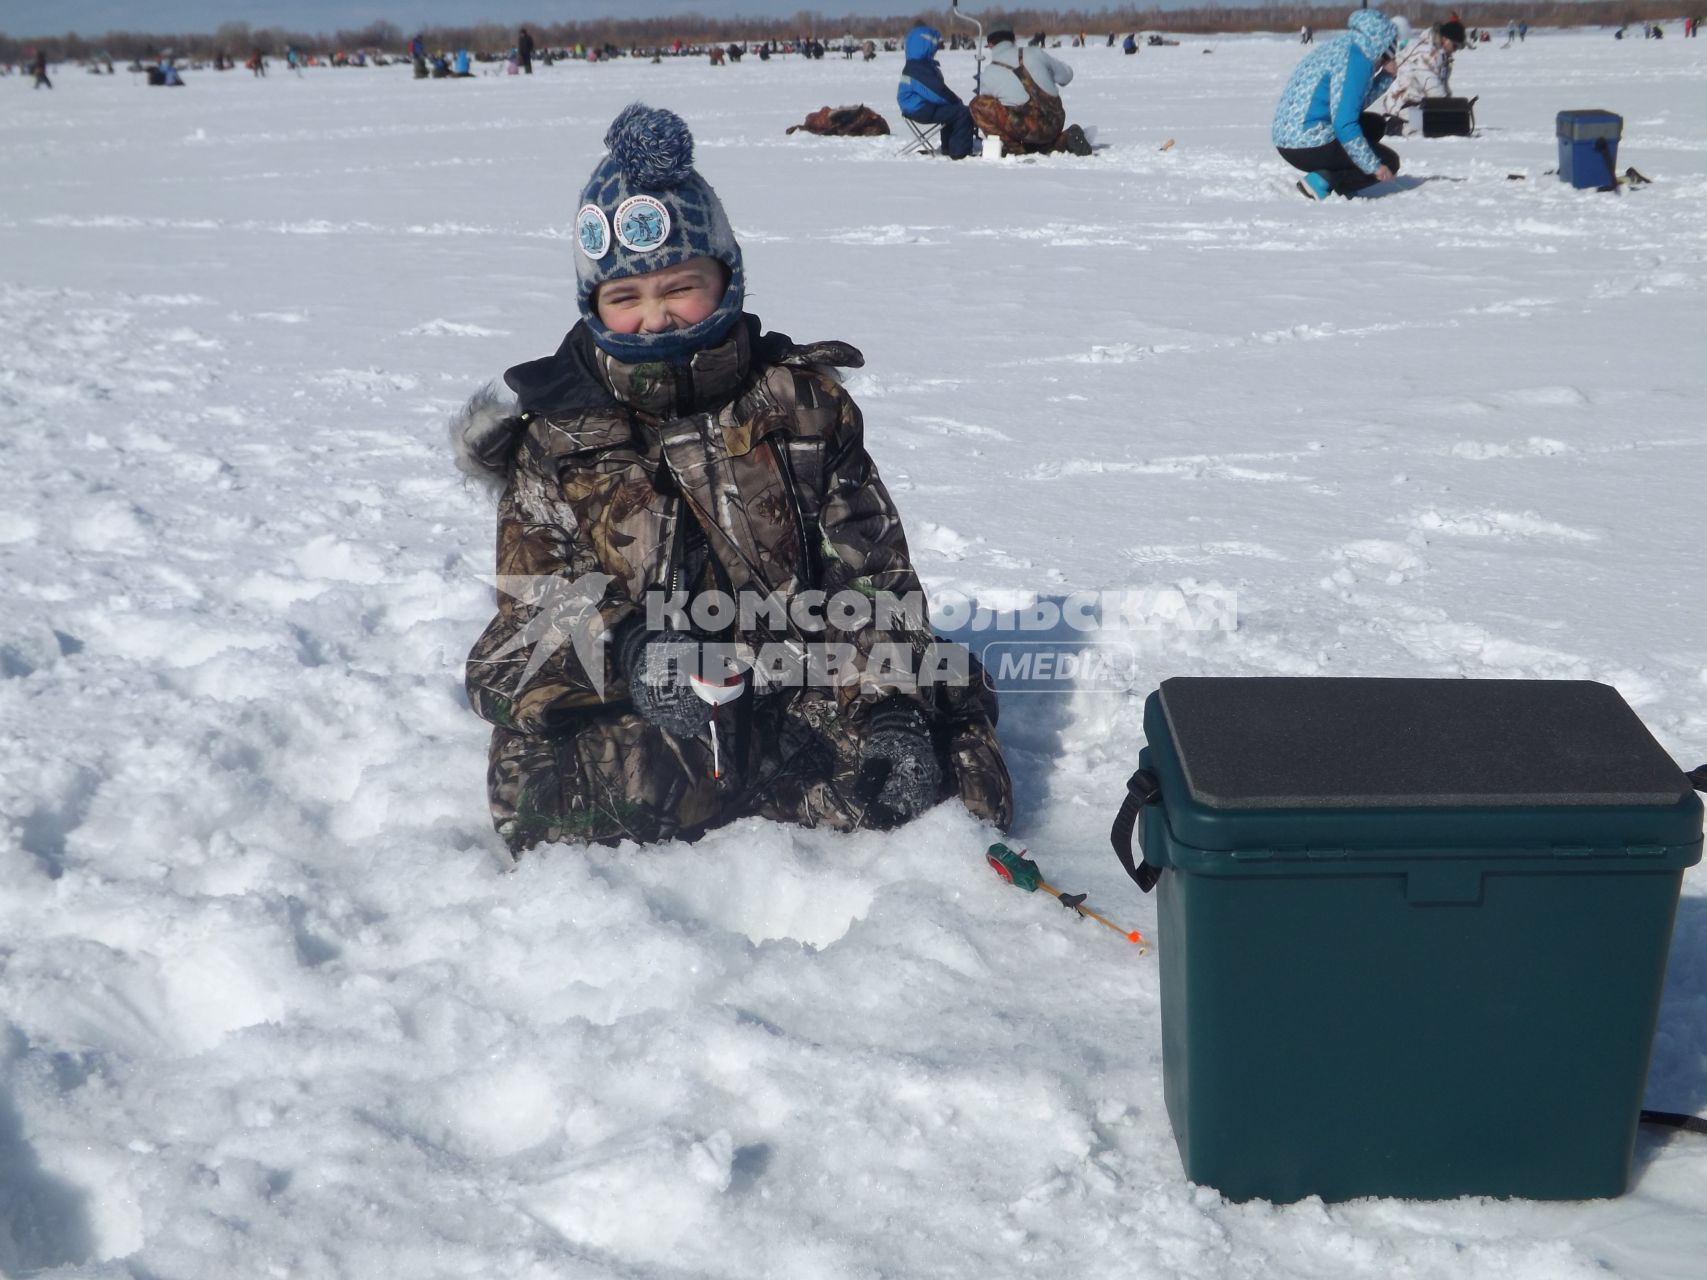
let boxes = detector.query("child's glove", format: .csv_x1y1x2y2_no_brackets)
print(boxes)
618,623,710,739
855,697,943,828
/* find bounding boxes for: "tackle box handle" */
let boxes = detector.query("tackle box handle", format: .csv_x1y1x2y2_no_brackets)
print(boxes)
1111,767,1164,892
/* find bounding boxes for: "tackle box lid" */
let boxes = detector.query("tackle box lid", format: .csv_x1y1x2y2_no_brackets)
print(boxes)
1556,109,1623,137
1145,677,1701,855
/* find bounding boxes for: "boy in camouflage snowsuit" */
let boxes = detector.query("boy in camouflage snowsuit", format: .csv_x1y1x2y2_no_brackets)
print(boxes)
454,104,1013,855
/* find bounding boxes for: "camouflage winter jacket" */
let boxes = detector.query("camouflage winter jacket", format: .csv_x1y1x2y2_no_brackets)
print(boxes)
1376,34,1453,115
456,315,944,739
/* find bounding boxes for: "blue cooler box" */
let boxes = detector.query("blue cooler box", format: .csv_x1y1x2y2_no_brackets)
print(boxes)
1557,110,1622,189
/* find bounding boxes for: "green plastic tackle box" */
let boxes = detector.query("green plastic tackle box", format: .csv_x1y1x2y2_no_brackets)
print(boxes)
1130,677,1700,1203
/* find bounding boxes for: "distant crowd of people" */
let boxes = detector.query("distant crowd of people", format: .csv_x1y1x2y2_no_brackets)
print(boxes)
13,15,1702,103
1615,20,1699,39
6,25,918,85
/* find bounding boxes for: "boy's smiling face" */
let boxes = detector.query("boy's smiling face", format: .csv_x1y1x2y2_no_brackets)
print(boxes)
594,256,726,335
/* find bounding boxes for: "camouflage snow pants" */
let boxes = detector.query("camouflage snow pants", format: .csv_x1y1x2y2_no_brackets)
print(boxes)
969,64,1066,154
485,667,1014,854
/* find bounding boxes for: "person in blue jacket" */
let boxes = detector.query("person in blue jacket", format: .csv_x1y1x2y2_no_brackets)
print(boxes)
897,25,975,159
1272,10,1402,199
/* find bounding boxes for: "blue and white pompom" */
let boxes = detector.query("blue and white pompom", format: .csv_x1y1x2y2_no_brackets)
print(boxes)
604,103,696,189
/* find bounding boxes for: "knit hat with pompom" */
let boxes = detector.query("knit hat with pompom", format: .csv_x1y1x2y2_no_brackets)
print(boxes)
573,103,745,363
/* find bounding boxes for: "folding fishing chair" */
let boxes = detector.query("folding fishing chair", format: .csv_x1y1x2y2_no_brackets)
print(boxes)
897,116,942,157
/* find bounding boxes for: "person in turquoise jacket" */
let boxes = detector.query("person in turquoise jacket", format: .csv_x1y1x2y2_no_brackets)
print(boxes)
1272,10,1401,199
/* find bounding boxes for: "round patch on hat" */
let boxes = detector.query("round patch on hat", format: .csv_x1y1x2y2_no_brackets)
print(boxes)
576,204,611,260
614,195,672,253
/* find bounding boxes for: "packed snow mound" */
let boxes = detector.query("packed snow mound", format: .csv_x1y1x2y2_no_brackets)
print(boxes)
3,28,1707,1279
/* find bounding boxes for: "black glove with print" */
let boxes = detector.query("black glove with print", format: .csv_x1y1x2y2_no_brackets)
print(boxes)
855,696,943,828
618,622,711,739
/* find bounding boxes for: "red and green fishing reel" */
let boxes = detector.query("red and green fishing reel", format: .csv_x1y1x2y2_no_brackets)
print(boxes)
986,842,1044,892
985,843,1148,950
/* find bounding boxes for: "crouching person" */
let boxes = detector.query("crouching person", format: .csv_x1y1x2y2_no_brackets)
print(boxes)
455,104,1014,855
1273,9,1401,199
969,28,1091,155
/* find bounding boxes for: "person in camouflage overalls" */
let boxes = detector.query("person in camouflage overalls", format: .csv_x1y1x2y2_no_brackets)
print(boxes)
454,104,1014,855
968,28,1089,155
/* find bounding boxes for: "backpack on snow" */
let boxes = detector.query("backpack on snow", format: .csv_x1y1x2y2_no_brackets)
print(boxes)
786,105,892,137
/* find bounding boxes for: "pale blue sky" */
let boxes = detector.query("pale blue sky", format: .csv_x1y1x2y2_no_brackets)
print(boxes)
6,1,1218,40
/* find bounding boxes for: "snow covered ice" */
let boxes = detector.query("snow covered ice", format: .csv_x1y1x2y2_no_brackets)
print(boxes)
3,26,1707,1279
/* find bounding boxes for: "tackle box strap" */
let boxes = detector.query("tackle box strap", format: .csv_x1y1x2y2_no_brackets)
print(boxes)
1111,767,1164,892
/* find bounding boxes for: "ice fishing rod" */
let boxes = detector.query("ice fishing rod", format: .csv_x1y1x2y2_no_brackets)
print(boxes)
689,668,745,778
986,843,1147,950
